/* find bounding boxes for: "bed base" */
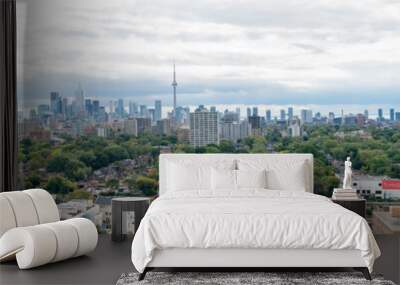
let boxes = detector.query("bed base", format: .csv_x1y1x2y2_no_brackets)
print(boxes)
138,248,372,281
138,267,371,281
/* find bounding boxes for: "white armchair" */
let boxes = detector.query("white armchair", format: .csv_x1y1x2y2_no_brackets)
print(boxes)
0,189,98,269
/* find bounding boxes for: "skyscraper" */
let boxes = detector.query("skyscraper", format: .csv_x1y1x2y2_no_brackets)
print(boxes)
140,105,148,118
74,84,85,113
280,109,286,121
288,107,293,121
247,108,251,118
129,101,138,116
390,108,395,121
116,99,124,116
301,109,313,124
266,110,272,122
190,106,219,147
364,110,369,120
155,100,162,121
235,107,241,118
172,64,178,115
378,108,383,121
92,100,100,116
123,118,138,136
252,107,258,116
50,92,62,115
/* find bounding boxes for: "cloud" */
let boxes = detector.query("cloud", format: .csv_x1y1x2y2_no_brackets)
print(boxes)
17,0,400,108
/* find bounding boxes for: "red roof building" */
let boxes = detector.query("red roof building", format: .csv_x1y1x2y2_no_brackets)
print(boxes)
382,180,400,191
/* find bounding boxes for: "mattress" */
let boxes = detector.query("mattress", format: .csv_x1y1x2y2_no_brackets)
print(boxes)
131,190,380,273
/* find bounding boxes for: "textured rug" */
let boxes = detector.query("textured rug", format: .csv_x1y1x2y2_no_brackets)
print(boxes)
116,272,396,285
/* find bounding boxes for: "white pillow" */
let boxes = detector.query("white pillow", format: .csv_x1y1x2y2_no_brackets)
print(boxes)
236,169,267,189
266,161,307,191
237,159,308,192
167,162,211,192
211,168,237,191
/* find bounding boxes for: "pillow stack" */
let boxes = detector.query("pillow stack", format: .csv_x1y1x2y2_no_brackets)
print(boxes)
166,158,308,194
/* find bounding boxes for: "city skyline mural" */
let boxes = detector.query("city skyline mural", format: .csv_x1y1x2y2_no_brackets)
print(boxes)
17,0,400,111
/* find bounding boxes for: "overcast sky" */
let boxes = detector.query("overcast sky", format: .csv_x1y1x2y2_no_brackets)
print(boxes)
17,0,400,108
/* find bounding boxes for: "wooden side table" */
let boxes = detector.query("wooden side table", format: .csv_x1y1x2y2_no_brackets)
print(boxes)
111,197,151,242
332,198,366,218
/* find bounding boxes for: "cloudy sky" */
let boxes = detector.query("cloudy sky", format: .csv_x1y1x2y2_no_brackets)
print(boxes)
17,0,400,109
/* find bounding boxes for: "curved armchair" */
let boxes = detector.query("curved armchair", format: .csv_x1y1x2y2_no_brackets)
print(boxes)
0,189,98,269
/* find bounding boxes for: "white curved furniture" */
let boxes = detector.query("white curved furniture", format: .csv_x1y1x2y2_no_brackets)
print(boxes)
0,189,98,269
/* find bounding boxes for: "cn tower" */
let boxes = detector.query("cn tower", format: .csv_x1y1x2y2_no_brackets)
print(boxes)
172,64,177,115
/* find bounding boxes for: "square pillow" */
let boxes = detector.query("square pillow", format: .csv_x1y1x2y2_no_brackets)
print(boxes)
266,161,307,191
167,162,212,192
211,168,237,191
236,169,267,189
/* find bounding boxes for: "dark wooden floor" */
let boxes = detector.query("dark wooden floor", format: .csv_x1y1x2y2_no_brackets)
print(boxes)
0,234,134,285
1,235,399,285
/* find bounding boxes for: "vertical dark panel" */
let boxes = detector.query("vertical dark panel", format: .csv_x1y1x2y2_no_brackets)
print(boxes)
0,0,18,192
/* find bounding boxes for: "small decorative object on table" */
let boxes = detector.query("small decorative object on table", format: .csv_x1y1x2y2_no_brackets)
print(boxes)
332,157,359,200
112,197,151,242
332,157,365,218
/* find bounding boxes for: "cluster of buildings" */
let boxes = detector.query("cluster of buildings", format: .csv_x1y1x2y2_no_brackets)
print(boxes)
19,65,400,149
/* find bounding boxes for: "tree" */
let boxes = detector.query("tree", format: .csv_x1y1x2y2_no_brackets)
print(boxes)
136,176,158,196
67,189,93,200
24,173,41,188
46,176,76,195
104,145,129,163
106,179,119,190
219,140,235,153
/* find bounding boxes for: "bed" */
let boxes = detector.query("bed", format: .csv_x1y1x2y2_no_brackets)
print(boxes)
131,154,380,280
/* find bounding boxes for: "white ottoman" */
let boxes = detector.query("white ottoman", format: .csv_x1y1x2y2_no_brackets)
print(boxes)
0,189,98,269
0,218,98,269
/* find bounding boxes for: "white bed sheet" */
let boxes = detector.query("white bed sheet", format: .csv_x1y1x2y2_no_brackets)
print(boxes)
131,190,380,273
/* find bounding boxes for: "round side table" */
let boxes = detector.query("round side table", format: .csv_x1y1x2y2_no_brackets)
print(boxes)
111,197,151,242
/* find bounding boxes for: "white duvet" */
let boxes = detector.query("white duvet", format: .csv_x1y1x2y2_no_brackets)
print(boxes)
131,190,380,273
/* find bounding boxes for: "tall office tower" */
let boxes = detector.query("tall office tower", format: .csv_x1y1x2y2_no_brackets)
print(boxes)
148,109,155,122
252,107,258,116
128,101,138,116
288,107,293,121
50,92,62,115
220,120,251,142
222,112,240,123
396,112,400,121
156,118,172,136
280,109,286,121
123,118,138,136
85,99,92,116
390,108,395,121
300,109,313,124
74,84,85,113
92,100,100,116
266,110,272,122
248,115,261,129
136,117,152,134
172,64,178,116
364,110,369,120
116,99,124,116
378,108,383,121
155,100,162,121
235,107,241,118
108,101,114,114
210,106,217,113
190,106,219,147
328,112,335,123
140,105,148,118
247,107,251,118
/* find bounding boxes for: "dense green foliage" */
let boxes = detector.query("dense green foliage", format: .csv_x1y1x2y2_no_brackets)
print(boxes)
19,126,400,198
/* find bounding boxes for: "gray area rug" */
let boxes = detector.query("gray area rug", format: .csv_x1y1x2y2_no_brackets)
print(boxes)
116,272,396,285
